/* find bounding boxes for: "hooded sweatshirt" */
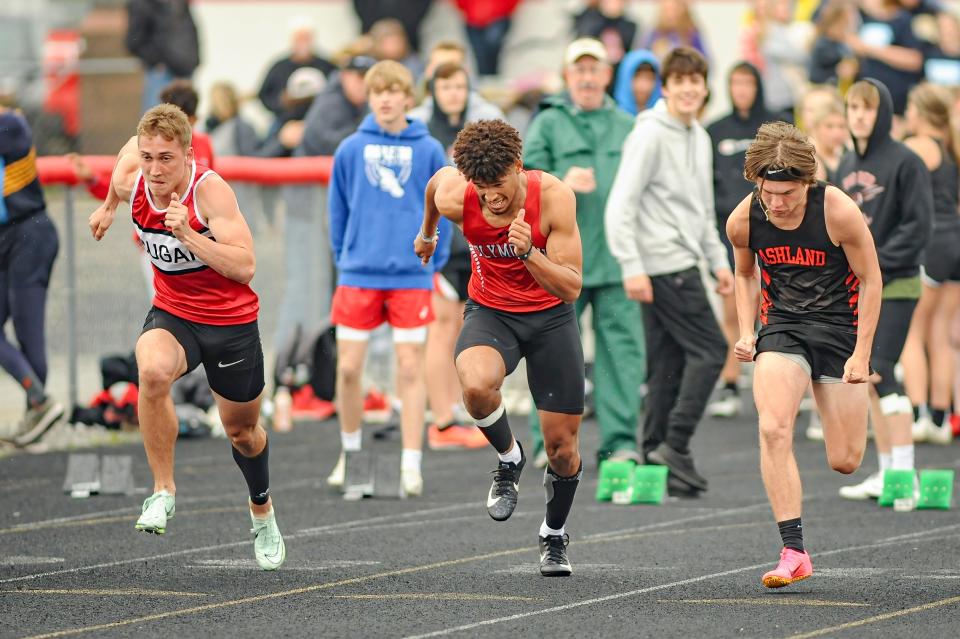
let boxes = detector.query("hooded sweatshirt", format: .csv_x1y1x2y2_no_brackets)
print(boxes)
605,101,729,278
836,78,932,284
612,49,662,116
706,63,786,227
328,114,450,289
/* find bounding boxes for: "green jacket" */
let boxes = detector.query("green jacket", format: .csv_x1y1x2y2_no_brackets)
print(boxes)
523,93,634,287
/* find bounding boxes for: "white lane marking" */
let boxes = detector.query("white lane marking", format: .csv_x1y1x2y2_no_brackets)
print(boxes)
1,556,65,566
403,531,960,638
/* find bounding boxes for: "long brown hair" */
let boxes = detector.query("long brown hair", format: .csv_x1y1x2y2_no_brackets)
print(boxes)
908,82,960,166
743,121,819,184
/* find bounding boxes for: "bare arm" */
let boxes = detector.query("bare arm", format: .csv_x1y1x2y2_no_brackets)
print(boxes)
903,136,943,172
89,135,140,240
825,186,882,376
726,195,760,360
415,167,464,264
178,175,256,284
522,176,583,304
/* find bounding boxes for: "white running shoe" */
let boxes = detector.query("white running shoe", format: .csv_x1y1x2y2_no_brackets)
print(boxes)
327,452,345,488
707,389,741,418
912,417,933,443
839,472,883,500
135,490,175,534
926,422,954,446
401,467,423,497
250,507,285,571
805,410,824,441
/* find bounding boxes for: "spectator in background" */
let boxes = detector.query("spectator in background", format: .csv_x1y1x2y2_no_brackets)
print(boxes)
612,49,662,115
455,0,522,77
848,0,924,121
256,18,335,131
370,18,425,82
809,1,859,87
757,0,811,117
920,11,960,86
409,62,503,449
125,0,200,115
0,104,64,446
353,0,433,53
297,56,374,158
706,62,785,418
606,47,731,495
573,0,639,67
160,80,214,168
641,0,709,62
799,86,848,181
326,61,449,497
524,38,644,466
262,67,327,158
424,41,470,80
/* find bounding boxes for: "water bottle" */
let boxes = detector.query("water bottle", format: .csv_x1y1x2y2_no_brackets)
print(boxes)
273,386,293,433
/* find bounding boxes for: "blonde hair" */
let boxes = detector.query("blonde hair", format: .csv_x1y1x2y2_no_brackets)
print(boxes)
365,60,414,97
806,91,845,130
908,82,960,165
846,80,880,109
137,103,192,148
208,82,240,122
744,121,819,184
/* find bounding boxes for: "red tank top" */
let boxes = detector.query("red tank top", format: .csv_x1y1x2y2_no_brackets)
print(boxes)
130,162,259,325
462,170,562,312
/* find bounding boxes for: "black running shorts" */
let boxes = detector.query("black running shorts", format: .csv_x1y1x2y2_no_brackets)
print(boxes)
755,322,858,381
142,307,265,402
924,229,960,285
455,299,584,414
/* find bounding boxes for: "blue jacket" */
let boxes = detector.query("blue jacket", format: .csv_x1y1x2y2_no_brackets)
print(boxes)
328,114,450,289
613,50,662,116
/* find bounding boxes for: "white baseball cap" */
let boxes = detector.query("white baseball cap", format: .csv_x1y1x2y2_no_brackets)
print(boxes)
564,38,608,66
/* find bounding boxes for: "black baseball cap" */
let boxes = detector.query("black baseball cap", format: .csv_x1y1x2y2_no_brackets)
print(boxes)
344,55,376,73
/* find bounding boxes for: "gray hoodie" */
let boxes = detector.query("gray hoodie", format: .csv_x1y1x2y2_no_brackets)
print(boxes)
605,101,729,278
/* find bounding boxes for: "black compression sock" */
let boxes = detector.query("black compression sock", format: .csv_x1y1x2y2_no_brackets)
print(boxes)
475,403,514,454
724,381,738,393
777,517,804,553
232,438,270,505
931,409,946,428
544,462,582,531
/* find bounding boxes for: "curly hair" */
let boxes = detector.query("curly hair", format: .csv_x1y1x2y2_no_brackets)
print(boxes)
452,120,522,184
743,121,818,185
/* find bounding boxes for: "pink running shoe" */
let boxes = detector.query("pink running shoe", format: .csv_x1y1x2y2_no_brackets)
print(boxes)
762,547,813,588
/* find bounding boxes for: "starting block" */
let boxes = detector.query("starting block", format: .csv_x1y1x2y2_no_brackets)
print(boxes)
628,464,669,505
62,454,136,498
917,469,954,510
878,470,917,507
342,451,403,500
596,460,633,502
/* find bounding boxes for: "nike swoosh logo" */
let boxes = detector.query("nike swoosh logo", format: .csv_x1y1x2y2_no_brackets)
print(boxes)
218,359,245,368
486,483,518,508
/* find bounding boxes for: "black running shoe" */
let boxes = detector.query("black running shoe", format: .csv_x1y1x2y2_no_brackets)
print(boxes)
647,443,708,492
486,442,525,521
539,533,572,576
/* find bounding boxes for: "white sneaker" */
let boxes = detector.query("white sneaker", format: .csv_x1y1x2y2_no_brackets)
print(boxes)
805,410,824,441
927,422,954,446
912,417,933,443
250,507,285,571
327,452,345,488
135,490,175,534
707,389,741,418
839,472,883,500
401,467,423,497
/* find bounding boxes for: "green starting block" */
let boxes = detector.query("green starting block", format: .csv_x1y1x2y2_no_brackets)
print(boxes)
917,470,954,510
628,464,669,505
596,460,633,502
878,470,916,507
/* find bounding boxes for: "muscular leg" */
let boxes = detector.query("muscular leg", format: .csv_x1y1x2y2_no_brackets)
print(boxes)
425,295,463,425
335,338,370,439
457,345,513,452
216,391,272,516
540,411,582,532
719,292,740,387
394,341,427,452
753,353,810,522
813,382,868,474
135,329,188,494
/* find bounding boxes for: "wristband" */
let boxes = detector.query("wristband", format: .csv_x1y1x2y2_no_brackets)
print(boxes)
420,229,439,243
517,245,534,261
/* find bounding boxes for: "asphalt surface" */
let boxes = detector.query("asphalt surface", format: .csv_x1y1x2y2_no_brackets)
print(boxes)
2,399,959,639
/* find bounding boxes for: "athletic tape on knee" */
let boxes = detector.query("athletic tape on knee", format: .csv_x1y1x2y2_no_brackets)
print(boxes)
879,393,912,417
475,402,506,428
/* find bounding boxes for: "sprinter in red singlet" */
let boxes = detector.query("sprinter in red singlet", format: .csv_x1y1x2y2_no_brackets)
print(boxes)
87,104,284,570
415,120,584,576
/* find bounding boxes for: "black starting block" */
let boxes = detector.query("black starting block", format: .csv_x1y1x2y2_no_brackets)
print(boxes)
342,450,403,500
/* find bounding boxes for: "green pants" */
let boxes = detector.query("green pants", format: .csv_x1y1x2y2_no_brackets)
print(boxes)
529,284,645,459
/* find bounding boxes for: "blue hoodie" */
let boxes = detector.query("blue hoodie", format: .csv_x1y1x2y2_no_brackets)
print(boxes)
328,114,451,289
613,50,662,116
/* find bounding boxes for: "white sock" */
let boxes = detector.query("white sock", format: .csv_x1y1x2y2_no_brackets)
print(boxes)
401,448,422,472
891,445,914,470
497,439,521,465
540,519,564,538
878,452,892,473
251,507,273,524
341,430,361,452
